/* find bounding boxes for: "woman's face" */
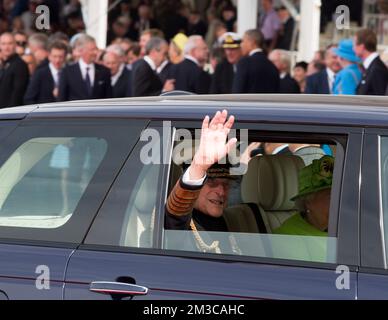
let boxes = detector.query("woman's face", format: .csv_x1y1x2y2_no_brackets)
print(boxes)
305,188,331,231
293,66,306,83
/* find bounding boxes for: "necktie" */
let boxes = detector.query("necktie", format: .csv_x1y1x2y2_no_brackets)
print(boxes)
85,66,92,96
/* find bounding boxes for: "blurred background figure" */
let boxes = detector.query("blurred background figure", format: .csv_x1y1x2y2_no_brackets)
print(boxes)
104,44,132,98
22,53,37,75
59,35,112,101
27,33,49,69
139,28,165,58
169,33,188,65
259,0,281,53
127,42,141,68
187,10,208,37
293,61,308,93
276,6,295,51
24,41,68,104
305,45,341,94
131,37,175,96
354,29,388,96
269,49,300,93
211,32,242,94
232,29,279,93
0,32,29,108
14,31,27,56
332,39,362,95
169,35,211,94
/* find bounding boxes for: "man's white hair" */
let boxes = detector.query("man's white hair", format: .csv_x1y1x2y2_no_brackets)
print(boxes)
106,44,125,57
74,34,96,49
271,49,291,72
183,35,203,55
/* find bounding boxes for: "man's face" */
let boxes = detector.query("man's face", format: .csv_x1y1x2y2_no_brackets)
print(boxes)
192,39,209,65
269,51,282,72
194,178,230,218
48,48,66,70
325,48,341,73
80,41,98,64
103,52,121,76
225,47,242,65
353,36,364,58
140,33,151,57
240,34,252,56
14,33,27,55
262,0,272,12
0,34,16,60
153,43,168,67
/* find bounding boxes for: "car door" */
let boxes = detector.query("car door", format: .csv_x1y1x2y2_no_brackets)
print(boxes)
358,128,388,299
0,117,146,299
64,118,362,300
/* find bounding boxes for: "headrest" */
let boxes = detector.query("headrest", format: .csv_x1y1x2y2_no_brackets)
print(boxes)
241,155,305,211
134,164,160,213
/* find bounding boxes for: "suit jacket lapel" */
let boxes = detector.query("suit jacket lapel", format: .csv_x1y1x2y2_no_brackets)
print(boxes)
93,65,101,97
322,69,330,94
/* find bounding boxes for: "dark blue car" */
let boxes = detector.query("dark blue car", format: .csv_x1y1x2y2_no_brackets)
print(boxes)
0,94,386,299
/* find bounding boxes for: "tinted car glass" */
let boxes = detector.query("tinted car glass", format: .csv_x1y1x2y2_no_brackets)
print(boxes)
0,119,147,243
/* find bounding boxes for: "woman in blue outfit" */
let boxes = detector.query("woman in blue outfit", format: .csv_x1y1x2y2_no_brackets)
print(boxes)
332,39,362,95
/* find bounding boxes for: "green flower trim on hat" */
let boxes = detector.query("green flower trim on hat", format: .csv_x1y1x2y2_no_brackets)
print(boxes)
291,155,334,201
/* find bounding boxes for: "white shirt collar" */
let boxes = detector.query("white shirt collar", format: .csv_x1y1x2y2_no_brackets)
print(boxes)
326,67,335,79
48,63,61,84
111,63,125,86
184,55,199,66
143,55,157,71
79,58,95,84
363,52,379,70
280,72,287,79
157,59,169,74
249,48,263,56
79,58,94,71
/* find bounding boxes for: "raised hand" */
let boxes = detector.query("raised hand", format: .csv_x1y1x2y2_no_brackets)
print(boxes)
189,110,237,180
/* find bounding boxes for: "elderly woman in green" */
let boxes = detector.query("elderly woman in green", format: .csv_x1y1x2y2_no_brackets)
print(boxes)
273,155,335,262
275,155,333,235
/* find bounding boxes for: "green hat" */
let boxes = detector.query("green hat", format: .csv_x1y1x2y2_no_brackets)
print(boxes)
291,155,334,201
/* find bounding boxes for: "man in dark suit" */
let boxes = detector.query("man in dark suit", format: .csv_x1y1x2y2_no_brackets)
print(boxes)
59,35,112,101
211,32,242,94
354,29,388,96
103,45,132,98
169,35,211,94
269,49,300,93
24,41,67,105
0,32,29,108
276,6,295,51
305,44,341,94
132,37,175,97
232,29,279,93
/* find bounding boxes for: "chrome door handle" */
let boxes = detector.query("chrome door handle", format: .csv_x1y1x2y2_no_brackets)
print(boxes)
90,281,149,296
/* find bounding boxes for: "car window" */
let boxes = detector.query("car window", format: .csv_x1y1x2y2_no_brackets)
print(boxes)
0,137,107,229
163,136,343,264
0,119,147,244
86,124,345,265
380,136,388,265
85,126,165,248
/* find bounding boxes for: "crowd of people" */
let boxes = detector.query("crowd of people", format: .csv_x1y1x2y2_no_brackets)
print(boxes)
0,0,387,109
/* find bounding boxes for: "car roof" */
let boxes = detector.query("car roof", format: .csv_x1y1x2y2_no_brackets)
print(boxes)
3,94,388,127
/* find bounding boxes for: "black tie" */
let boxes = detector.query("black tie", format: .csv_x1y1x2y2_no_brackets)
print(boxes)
85,67,92,96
